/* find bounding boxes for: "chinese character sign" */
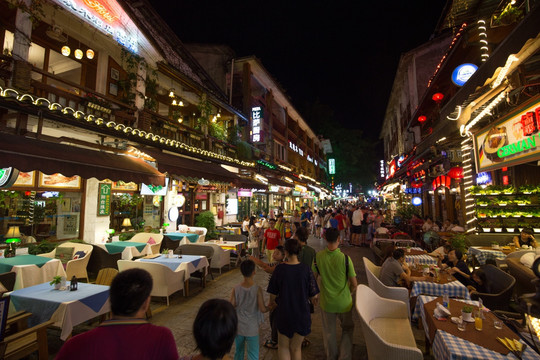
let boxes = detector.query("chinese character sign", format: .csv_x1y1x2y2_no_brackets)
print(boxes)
251,106,263,143
98,182,112,216
328,159,335,175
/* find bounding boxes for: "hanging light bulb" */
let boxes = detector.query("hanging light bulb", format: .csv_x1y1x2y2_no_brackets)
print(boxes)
212,115,217,123
61,46,71,56
217,110,221,118
169,89,175,98
86,49,94,59
172,99,177,106
178,100,184,106
74,49,83,59
178,117,183,123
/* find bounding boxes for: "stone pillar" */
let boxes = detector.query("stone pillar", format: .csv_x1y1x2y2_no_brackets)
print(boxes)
12,0,32,91
84,178,111,244
133,61,146,127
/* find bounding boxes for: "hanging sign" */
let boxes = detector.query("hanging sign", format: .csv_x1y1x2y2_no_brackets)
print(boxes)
451,63,478,86
97,182,112,216
328,159,335,175
251,106,263,143
474,98,540,172
0,168,20,188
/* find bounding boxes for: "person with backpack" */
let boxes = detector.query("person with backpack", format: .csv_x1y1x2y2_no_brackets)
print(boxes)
312,228,357,360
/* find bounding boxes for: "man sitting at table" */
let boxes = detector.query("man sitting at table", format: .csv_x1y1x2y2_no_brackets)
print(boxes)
57,268,178,360
440,249,471,286
380,248,427,287
428,243,451,260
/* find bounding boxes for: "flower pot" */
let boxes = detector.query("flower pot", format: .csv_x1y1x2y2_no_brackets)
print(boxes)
483,227,491,232
54,283,61,290
494,228,502,233
462,311,473,322
534,229,540,233
507,228,515,233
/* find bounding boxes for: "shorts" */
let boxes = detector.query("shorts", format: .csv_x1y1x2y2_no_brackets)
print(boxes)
351,225,362,234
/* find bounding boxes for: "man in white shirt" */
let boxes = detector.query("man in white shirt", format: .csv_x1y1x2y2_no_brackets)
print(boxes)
350,206,363,246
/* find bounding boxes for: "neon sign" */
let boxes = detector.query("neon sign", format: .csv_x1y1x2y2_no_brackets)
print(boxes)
289,141,304,156
328,159,335,175
251,106,262,143
451,63,478,86
476,172,492,185
57,0,138,53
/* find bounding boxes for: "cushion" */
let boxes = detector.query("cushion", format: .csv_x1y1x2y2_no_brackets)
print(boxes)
520,253,535,268
197,230,204,235
55,247,74,264
73,250,86,260
147,237,156,245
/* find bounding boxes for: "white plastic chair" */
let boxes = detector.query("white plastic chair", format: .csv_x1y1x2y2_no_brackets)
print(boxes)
356,285,423,360
117,260,185,306
128,233,164,254
364,258,410,318
40,242,93,282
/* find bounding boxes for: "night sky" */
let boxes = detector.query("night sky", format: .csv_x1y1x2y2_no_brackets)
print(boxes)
151,0,447,145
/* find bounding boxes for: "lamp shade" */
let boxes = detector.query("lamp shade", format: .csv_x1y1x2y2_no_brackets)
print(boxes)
448,166,464,179
122,218,132,227
6,226,21,238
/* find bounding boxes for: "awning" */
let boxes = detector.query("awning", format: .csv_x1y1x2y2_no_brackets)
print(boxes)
0,133,166,185
145,149,267,190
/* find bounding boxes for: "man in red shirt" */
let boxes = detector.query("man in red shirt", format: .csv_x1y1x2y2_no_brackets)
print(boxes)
263,218,281,260
334,210,349,246
56,268,178,360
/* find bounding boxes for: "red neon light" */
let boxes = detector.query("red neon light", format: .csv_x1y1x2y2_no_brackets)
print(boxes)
83,0,118,23
432,93,444,102
503,175,509,185
502,167,507,172
418,115,427,123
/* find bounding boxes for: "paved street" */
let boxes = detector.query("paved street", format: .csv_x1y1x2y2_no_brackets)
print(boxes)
48,235,432,359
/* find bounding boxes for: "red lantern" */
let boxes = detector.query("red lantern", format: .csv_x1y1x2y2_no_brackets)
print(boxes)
432,92,444,103
418,115,427,123
448,166,464,179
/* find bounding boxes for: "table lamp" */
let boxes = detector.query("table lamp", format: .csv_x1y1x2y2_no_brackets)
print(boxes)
106,229,115,242
5,226,21,258
121,218,132,231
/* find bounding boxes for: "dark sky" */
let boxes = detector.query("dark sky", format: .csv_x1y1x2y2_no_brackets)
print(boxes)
151,1,447,143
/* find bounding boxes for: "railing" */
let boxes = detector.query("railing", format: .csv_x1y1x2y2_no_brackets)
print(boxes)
29,66,136,127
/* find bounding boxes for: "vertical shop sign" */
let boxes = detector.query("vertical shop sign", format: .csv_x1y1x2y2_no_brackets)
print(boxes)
98,182,112,216
251,106,263,143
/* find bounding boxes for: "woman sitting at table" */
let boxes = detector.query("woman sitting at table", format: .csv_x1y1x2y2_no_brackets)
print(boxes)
380,248,428,287
440,249,471,286
513,228,537,248
467,268,491,295
428,243,451,260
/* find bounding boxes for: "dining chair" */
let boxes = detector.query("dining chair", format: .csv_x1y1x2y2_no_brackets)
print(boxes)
355,285,423,360
95,268,119,286
363,258,410,318
0,297,54,360
470,264,516,311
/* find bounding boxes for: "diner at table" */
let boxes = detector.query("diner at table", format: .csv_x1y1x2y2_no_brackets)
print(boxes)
513,228,538,249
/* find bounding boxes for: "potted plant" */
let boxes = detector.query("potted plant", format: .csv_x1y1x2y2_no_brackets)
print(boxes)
476,197,490,207
497,195,508,206
50,275,62,290
519,184,536,194
161,223,170,234
462,305,474,322
503,185,516,195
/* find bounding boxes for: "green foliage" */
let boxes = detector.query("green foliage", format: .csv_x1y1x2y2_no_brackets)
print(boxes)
49,275,62,285
227,124,241,145
462,305,473,313
119,47,158,110
0,190,19,209
236,140,253,160
195,211,216,232
396,203,420,222
28,240,56,255
119,232,136,241
449,233,469,253
209,122,226,141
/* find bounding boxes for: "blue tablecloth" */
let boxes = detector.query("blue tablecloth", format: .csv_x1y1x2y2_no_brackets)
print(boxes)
166,232,199,243
411,279,471,301
139,254,202,272
0,255,52,273
10,282,110,327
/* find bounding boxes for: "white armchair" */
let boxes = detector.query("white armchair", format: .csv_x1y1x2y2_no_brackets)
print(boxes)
117,260,185,306
128,233,163,254
356,285,423,360
40,242,93,282
199,243,231,273
364,258,410,318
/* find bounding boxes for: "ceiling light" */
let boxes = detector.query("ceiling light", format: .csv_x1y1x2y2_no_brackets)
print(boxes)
74,49,83,59
169,89,175,98
61,46,70,56
86,49,94,59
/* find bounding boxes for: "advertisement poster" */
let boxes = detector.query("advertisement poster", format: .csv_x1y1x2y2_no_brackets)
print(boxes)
474,98,540,172
39,173,81,188
13,171,34,187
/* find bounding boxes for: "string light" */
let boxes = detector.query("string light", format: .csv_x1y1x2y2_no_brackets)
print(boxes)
427,23,467,87
478,20,489,62
492,55,518,88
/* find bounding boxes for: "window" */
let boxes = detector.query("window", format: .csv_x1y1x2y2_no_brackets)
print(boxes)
275,141,286,162
48,50,82,88
4,31,46,81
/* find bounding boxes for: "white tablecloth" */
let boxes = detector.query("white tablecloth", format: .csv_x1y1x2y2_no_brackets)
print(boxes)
7,258,66,290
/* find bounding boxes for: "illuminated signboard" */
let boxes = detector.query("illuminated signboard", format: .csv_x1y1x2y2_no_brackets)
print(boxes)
289,141,304,156
379,160,385,178
328,159,335,174
476,172,492,185
451,63,478,86
56,0,138,53
237,189,252,197
474,98,540,172
412,197,422,206
388,160,396,178
251,106,263,143
0,167,19,188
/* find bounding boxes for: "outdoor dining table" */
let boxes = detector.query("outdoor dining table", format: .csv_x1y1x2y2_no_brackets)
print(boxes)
208,240,245,266
165,232,200,243
404,247,438,266
138,254,209,296
410,268,470,303
420,295,538,359
0,255,66,290
96,241,152,260
10,281,110,340
467,246,512,266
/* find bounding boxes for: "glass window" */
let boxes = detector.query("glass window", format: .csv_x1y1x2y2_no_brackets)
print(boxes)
48,49,82,89
4,31,46,81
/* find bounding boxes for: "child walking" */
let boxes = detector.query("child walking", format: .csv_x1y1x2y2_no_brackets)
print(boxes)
230,260,269,360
